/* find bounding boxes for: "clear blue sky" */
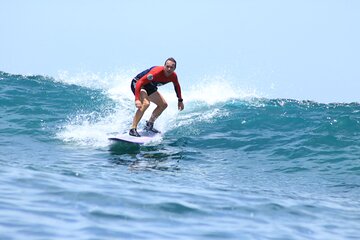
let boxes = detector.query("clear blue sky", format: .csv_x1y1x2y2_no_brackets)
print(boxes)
1,0,359,103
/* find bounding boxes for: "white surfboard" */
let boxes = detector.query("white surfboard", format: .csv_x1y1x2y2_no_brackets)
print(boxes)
108,130,160,145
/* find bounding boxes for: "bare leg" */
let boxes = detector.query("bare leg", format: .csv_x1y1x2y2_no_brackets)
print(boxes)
131,90,150,129
148,91,168,123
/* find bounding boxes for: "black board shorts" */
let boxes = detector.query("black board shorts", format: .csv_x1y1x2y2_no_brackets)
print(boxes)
131,78,158,97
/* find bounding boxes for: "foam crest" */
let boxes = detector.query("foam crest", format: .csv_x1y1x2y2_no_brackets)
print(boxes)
185,74,262,105
55,69,137,102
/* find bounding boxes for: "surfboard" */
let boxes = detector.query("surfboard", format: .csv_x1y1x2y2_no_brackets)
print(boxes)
108,130,160,145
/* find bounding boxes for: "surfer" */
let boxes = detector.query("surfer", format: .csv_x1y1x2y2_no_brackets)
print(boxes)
129,57,184,137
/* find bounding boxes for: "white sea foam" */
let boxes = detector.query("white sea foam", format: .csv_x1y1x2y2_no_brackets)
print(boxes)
185,74,262,105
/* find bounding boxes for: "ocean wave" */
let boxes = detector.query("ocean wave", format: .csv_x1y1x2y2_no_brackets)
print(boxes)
1,70,360,159
1,71,360,239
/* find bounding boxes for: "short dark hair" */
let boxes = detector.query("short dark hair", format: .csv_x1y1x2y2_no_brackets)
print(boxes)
165,57,177,68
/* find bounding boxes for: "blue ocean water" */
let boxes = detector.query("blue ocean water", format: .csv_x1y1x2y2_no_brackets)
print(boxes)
1,70,359,240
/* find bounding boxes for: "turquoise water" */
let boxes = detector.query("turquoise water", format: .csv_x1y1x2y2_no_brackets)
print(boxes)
1,71,359,239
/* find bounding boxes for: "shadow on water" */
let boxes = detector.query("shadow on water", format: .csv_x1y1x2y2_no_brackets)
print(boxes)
108,141,182,171
108,141,141,155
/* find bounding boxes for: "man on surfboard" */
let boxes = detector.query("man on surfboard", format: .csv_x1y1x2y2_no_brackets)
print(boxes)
129,57,184,137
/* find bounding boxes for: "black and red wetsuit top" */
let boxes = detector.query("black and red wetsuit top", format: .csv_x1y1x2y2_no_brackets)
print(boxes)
131,66,182,101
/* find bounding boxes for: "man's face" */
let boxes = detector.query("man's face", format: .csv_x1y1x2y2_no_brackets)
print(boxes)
164,60,176,76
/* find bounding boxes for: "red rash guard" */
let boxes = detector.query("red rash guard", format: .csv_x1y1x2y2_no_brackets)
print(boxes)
134,66,182,101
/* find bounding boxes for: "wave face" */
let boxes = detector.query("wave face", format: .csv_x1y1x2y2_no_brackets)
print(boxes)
1,71,359,240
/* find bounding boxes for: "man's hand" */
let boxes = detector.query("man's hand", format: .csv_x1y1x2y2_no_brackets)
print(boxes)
178,101,184,111
135,100,142,109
